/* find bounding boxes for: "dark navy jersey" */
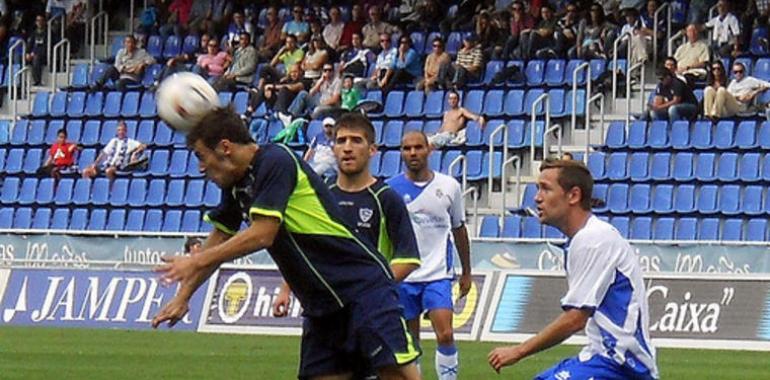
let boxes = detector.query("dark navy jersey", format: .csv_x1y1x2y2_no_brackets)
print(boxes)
205,144,394,317
328,179,420,266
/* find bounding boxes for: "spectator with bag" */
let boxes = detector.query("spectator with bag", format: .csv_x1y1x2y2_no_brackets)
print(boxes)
38,128,78,180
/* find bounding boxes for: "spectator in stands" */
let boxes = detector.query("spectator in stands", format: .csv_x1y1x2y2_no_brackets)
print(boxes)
402,0,444,34
301,35,330,89
339,32,371,82
25,14,47,86
338,4,365,52
159,0,188,38
212,32,256,92
137,1,160,37
640,0,666,55
742,1,770,49
92,35,155,91
673,24,710,81
64,0,87,54
706,62,770,118
518,4,560,59
705,0,741,58
282,5,310,44
187,0,211,35
664,56,687,82
417,37,451,93
575,3,615,59
429,90,486,148
476,11,504,59
365,32,398,90
38,128,78,180
224,11,254,50
618,8,650,63
687,0,713,24
262,34,304,85
153,33,210,88
556,2,580,59
362,5,396,52
562,152,574,160
341,74,361,111
304,117,337,177
448,34,484,89
703,60,729,118
184,237,202,255
209,0,234,34
82,120,147,181
194,37,230,81
323,6,345,51
256,6,283,62
293,63,342,119
503,1,537,60
384,35,422,91
646,67,698,121
247,64,305,125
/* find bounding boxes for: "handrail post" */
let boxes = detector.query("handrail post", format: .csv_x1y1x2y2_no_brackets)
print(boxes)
448,155,468,192
90,11,108,66
626,60,646,129
543,124,563,161
129,0,135,35
463,187,479,237
612,30,632,111
500,156,521,220
12,67,31,125
585,93,605,164
667,30,684,57
487,123,507,202
571,62,590,134
530,93,550,169
46,14,64,73
652,3,670,72
51,39,71,93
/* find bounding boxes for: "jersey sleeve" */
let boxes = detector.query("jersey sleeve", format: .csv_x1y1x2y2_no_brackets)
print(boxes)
448,180,466,229
381,188,421,266
247,147,298,222
204,188,241,235
560,237,617,312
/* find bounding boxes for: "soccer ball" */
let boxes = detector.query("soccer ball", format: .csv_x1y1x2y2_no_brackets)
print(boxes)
156,72,221,132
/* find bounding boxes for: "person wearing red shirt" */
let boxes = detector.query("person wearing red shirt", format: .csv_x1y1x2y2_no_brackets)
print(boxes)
40,128,78,180
337,4,366,53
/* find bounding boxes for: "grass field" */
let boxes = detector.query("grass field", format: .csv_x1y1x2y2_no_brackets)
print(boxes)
1,326,768,379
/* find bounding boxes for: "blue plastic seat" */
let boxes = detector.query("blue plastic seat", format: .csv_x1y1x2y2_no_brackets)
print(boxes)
106,209,126,231
17,178,38,206
154,121,174,146
77,149,95,170
32,208,52,229
606,152,629,181
544,59,566,87
649,152,671,181
185,179,205,207
523,88,546,116
404,90,424,118
69,208,88,230
714,121,735,150
716,153,739,182
499,216,520,238
87,208,107,231
627,121,646,149
463,90,484,115
697,185,719,214
4,149,23,174
383,91,405,118
755,58,770,80
628,152,650,182
482,60,505,86
739,153,761,182
143,209,163,232
204,181,221,207
525,60,545,86
520,216,541,238
382,121,404,148
735,121,758,149
71,178,92,206
762,154,770,181
423,90,445,118
673,217,696,240
673,184,696,213
66,120,83,142
0,149,5,172
13,208,32,229
127,178,147,207
181,210,201,233
694,153,717,182
99,120,118,145
505,119,526,149
103,92,123,118
146,150,169,177
138,91,157,118
166,180,185,207
605,121,626,149
147,35,163,59
187,153,203,178
27,120,46,145
722,218,743,241
0,208,12,228
470,151,502,181
22,149,42,174
697,218,720,240
47,91,67,118
607,183,629,214
629,184,652,214
746,219,767,241
121,91,140,117
90,178,110,206
182,35,199,55
125,209,145,232
479,215,500,237
587,152,606,181
84,92,104,117
481,120,505,147
53,178,74,206
610,216,630,238
0,177,19,205
9,119,28,145
162,210,182,232
168,150,189,178
146,179,166,207
503,89,525,117
651,184,674,214
163,35,181,59
719,184,741,215
70,63,89,89
35,178,55,205
671,152,694,181
547,89,566,116
232,91,249,114
31,91,49,117
379,151,401,178
136,120,155,145
403,120,422,135
742,185,764,216
646,120,669,149
51,209,69,230
691,121,714,150
670,120,691,150
45,120,65,144
630,217,652,240
109,178,130,206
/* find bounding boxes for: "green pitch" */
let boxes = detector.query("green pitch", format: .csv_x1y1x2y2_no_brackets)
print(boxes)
1,326,768,379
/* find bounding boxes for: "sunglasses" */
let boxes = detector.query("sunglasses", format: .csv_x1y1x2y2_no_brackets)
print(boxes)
400,40,409,44
734,70,744,74
380,39,389,43
711,66,722,70
433,43,441,48
323,68,333,72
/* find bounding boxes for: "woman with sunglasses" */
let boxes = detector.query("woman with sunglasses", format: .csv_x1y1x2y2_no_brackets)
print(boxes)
703,60,729,119
194,38,230,81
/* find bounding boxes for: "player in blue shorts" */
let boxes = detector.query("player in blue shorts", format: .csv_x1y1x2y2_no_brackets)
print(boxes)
152,107,421,380
387,131,472,380
488,159,658,379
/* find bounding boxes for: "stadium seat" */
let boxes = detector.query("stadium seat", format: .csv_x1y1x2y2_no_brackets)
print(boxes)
604,121,626,149
607,183,629,214
382,121,404,148
52,178,74,206
544,59,566,87
162,210,182,232
630,217,652,240
697,185,719,214
628,152,650,182
427,151,441,172
719,184,741,215
647,120,669,149
479,215,500,238
121,91,140,117
739,153,761,182
520,183,537,210
66,120,83,142
610,216,630,238
145,179,166,207
0,149,5,172
22,149,42,174
403,90,424,118
154,121,174,146
27,120,46,145
182,35,199,55
742,185,764,216
126,178,147,207
147,35,163,59
141,209,162,232
69,208,89,230
716,153,739,182
547,89,566,116
470,151,502,181
139,91,157,118
626,121,646,149
505,119,526,149
463,90,484,115
650,152,671,181
628,184,651,214
672,152,694,181
99,120,118,145
4,149,23,174
14,208,32,229
90,178,111,206
694,153,717,182
482,60,505,86
423,90,445,118
166,179,185,207
9,119,28,145
587,152,606,180
36,178,55,205
383,91,405,118
187,154,203,178
109,178,130,207
502,216,521,238
745,219,767,241
163,35,181,59
722,218,743,241
45,120,65,144
51,209,69,230
71,178,92,206
651,184,674,214
755,58,770,81
673,184,696,213
670,120,691,150
49,91,67,118
168,150,189,178
691,121,714,150
481,120,505,147
17,178,37,206
446,32,465,55
379,151,401,178
697,218,720,240
103,91,123,118
203,181,221,208
84,92,104,117
735,121,758,149
136,120,155,145
525,60,545,86
70,63,89,89
653,217,675,240
714,121,735,150
77,149,95,171
125,209,145,231
232,91,249,114
0,177,20,205
181,210,202,233
520,216,541,238
503,89,525,117
523,88,546,115
565,59,588,85
403,120,423,135
106,209,126,231
185,179,205,207
439,150,460,176
31,91,49,117
87,208,107,231
675,217,697,240
606,152,629,181
0,208,12,229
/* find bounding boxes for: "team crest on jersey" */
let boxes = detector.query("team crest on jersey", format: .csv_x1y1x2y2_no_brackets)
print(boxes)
359,208,373,223
436,189,444,198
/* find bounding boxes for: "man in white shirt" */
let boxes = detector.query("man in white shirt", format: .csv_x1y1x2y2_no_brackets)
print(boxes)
82,120,147,181
489,159,658,380
705,62,770,118
322,6,345,50
365,32,398,90
705,0,741,58
673,24,710,80
387,131,472,380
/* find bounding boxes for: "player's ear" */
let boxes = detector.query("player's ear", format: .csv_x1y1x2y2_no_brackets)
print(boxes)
369,142,378,157
568,186,582,206
216,139,232,155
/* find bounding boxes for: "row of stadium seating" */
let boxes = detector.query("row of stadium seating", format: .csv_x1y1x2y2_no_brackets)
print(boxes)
586,151,770,183
604,120,770,151
478,214,770,242
0,206,211,233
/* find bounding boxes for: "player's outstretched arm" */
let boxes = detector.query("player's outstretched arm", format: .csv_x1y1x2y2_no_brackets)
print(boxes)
488,308,590,373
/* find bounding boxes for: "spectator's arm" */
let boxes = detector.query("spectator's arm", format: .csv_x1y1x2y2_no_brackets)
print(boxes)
231,48,257,77
309,78,323,96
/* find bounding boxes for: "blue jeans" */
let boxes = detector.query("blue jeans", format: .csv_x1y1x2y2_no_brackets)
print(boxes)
648,103,697,121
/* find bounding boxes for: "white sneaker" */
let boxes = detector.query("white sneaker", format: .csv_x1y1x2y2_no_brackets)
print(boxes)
277,112,292,127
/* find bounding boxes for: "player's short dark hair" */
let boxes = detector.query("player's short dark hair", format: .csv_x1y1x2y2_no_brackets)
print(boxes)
664,56,677,65
539,158,593,211
186,106,254,150
334,112,376,144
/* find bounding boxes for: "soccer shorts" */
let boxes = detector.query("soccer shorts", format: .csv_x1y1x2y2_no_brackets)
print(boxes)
298,284,420,379
534,355,657,380
398,279,454,321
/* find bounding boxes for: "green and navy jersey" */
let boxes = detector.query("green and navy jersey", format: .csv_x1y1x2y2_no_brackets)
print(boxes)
328,179,421,267
205,144,394,317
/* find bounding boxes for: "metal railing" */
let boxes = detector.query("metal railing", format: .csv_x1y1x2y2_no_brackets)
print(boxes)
529,93,551,167
486,122,509,202
571,61,591,134
46,13,65,71
448,154,468,192
463,187,479,237
11,66,31,124
89,11,109,66
626,60,646,129
499,155,521,220
612,30,633,110
50,38,71,93
8,38,26,128
652,3,672,72
584,92,605,164
542,124,563,161
667,30,684,56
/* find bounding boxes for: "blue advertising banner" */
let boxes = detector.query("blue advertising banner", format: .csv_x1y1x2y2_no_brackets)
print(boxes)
0,268,206,331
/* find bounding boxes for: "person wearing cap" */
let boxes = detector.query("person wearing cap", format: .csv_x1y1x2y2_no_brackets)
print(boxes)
647,67,698,121
304,117,338,177
291,62,343,119
447,33,484,89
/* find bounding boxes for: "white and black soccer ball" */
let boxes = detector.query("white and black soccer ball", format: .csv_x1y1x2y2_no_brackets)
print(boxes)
156,72,221,132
